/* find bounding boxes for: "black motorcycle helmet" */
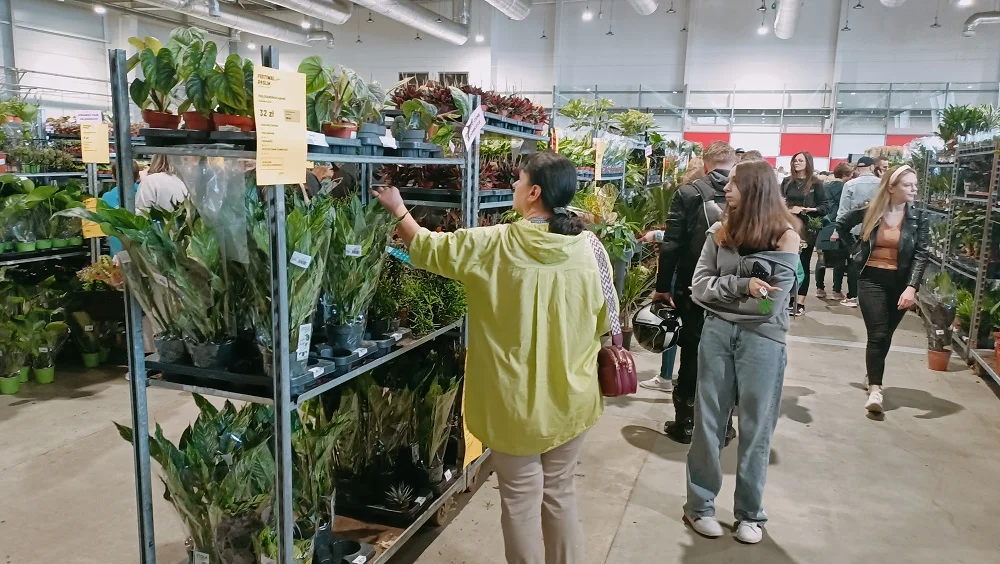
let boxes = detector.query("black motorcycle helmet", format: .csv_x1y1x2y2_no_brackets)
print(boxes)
632,302,682,354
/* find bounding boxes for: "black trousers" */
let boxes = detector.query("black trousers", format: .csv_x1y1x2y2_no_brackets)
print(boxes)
797,242,815,297
673,294,705,420
845,258,860,299
815,250,848,293
858,267,909,386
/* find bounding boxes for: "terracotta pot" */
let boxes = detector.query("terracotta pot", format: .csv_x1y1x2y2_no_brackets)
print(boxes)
182,111,213,131
0,152,6,173
212,113,255,132
927,349,951,372
322,122,358,138
141,110,181,130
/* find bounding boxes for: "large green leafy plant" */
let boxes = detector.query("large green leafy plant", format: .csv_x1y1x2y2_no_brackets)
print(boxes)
129,39,181,114
613,109,656,137
299,58,369,131
209,54,255,118
323,195,399,327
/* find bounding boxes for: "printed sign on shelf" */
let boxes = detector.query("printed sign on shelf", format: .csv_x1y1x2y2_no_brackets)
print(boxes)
253,66,307,186
306,130,328,147
462,106,486,148
76,110,103,124
593,138,607,181
81,123,110,164
82,198,104,238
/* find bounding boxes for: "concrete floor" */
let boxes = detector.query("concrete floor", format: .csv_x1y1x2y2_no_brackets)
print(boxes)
2,295,1000,563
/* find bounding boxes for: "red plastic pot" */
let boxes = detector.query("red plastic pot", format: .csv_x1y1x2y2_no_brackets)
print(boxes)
141,110,181,130
322,122,358,138
213,113,255,132
182,111,213,131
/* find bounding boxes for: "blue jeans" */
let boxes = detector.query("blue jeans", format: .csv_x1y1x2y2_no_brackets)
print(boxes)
659,345,677,380
684,315,786,524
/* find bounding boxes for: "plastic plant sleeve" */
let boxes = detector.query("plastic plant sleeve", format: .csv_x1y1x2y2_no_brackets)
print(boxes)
172,155,249,264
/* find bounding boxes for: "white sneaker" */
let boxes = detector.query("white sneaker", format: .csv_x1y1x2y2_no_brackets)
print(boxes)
639,376,673,393
840,297,858,308
735,521,764,544
865,385,884,413
685,515,724,538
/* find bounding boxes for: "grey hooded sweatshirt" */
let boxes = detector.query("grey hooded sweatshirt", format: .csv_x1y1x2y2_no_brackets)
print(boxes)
690,223,800,343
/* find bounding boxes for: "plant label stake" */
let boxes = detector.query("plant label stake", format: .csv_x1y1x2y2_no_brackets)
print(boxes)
296,324,312,361
290,251,312,268
353,556,368,564
193,552,210,564
345,244,362,257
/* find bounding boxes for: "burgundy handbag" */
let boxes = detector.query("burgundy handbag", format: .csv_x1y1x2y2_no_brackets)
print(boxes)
587,233,638,397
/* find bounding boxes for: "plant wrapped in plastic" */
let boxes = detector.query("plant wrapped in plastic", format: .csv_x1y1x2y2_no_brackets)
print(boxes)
114,395,276,564
0,183,48,244
245,183,332,375
416,355,461,482
291,400,350,537
322,195,399,350
0,320,24,378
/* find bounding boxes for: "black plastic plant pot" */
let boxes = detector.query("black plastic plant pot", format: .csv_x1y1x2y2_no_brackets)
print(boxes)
401,129,426,141
367,317,397,338
359,122,386,137
153,334,188,364
259,344,309,378
326,322,365,351
426,463,445,484
185,339,234,369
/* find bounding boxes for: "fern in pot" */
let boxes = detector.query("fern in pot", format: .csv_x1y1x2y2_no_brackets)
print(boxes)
245,184,332,377
322,195,399,352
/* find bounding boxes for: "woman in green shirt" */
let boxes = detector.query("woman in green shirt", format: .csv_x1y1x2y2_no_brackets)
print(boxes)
371,152,609,564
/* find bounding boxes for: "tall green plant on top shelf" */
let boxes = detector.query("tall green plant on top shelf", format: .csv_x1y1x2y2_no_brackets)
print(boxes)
613,109,656,137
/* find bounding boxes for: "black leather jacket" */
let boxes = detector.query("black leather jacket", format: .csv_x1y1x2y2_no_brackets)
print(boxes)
835,204,929,289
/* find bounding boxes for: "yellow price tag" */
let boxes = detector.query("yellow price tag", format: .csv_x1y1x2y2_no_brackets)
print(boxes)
82,198,104,239
81,123,110,164
254,66,307,186
594,138,607,181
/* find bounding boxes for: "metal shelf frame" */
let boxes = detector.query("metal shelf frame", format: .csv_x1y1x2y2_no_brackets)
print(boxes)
112,45,551,564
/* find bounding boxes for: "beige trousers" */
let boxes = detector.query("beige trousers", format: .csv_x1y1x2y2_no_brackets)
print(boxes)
491,432,588,564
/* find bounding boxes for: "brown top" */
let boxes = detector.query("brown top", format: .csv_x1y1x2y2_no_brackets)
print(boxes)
867,223,900,270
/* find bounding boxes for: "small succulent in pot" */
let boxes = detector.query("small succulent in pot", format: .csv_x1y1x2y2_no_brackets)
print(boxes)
384,483,415,510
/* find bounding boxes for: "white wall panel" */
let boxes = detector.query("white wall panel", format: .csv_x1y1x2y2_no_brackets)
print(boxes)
831,134,886,159
729,132,780,157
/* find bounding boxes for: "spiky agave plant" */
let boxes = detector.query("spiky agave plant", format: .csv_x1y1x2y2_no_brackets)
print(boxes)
384,482,415,510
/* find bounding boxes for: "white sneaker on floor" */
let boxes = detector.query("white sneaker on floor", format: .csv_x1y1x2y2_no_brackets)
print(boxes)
866,385,884,413
685,515,724,538
840,297,858,308
639,376,673,393
735,521,764,544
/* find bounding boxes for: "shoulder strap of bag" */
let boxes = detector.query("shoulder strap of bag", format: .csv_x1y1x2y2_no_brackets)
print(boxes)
587,233,623,347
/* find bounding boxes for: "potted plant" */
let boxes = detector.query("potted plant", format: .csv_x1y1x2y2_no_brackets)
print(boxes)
0,322,20,394
613,109,656,138
917,270,957,371
27,316,69,384
299,58,365,138
208,53,255,132
619,264,654,350
246,184,332,377
128,38,183,129
367,255,404,338
169,27,218,131
417,372,460,484
323,196,399,352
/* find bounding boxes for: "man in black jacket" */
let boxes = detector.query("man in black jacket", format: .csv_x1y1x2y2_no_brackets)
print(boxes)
654,141,737,444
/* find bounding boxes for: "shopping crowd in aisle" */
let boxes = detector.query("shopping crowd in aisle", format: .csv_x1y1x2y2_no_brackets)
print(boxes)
367,138,927,561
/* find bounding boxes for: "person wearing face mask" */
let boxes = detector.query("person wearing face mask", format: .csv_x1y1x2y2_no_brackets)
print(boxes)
781,151,828,316
832,166,928,414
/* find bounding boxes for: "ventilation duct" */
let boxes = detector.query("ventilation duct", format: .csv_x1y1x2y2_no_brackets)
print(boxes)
350,0,470,45
963,11,1000,37
265,0,353,26
773,0,801,40
483,0,531,20
879,0,908,6
624,0,658,16
130,0,334,46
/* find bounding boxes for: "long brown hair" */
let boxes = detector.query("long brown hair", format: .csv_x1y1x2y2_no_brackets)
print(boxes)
715,160,799,250
860,165,916,241
789,151,816,194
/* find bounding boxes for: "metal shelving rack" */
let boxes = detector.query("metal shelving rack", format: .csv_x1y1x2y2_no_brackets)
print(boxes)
113,45,548,563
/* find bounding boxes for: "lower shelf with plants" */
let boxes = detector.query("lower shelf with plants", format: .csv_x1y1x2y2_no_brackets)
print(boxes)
119,338,467,564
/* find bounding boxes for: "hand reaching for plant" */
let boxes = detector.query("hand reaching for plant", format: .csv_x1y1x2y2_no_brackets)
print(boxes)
370,185,407,218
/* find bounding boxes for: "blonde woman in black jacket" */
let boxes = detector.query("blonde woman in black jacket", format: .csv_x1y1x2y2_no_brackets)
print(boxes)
832,165,929,414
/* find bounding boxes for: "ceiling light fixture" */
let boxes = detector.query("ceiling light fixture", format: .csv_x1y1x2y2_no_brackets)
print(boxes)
667,1,676,14
583,1,593,21
757,0,767,12
356,16,362,43
957,0,974,7
598,0,604,19
606,0,615,35
853,1,863,9
356,35,362,43
247,41,257,50
367,11,373,23
681,24,688,32
301,21,311,29
475,33,485,42
93,4,107,14
415,31,422,40
758,11,768,35
931,0,942,27
841,7,851,32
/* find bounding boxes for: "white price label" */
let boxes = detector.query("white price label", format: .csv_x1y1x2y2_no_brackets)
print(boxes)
309,366,324,377
38,347,49,353
306,131,329,147
462,106,486,148
352,556,368,564
444,469,453,481
390,332,403,342
414,496,427,506
152,273,169,287
84,325,94,332
296,323,313,361
644,145,653,158
290,251,312,269
76,110,103,124
193,552,210,564
935,329,945,336
352,347,368,357
345,244,363,257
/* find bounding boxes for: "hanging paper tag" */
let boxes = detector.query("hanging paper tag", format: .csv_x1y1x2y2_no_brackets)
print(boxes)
462,106,486,148
444,469,453,482
414,496,427,506
345,244,363,257
644,145,653,158
193,552,210,564
352,556,368,564
352,347,368,357
84,325,94,332
390,332,403,342
935,329,945,336
290,251,312,269
296,323,313,361
38,347,50,353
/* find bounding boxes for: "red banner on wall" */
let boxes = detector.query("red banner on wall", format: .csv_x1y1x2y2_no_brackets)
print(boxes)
683,131,731,149
885,134,924,149
779,133,832,158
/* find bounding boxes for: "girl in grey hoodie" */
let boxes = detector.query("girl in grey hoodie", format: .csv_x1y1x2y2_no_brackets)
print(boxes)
682,160,801,545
